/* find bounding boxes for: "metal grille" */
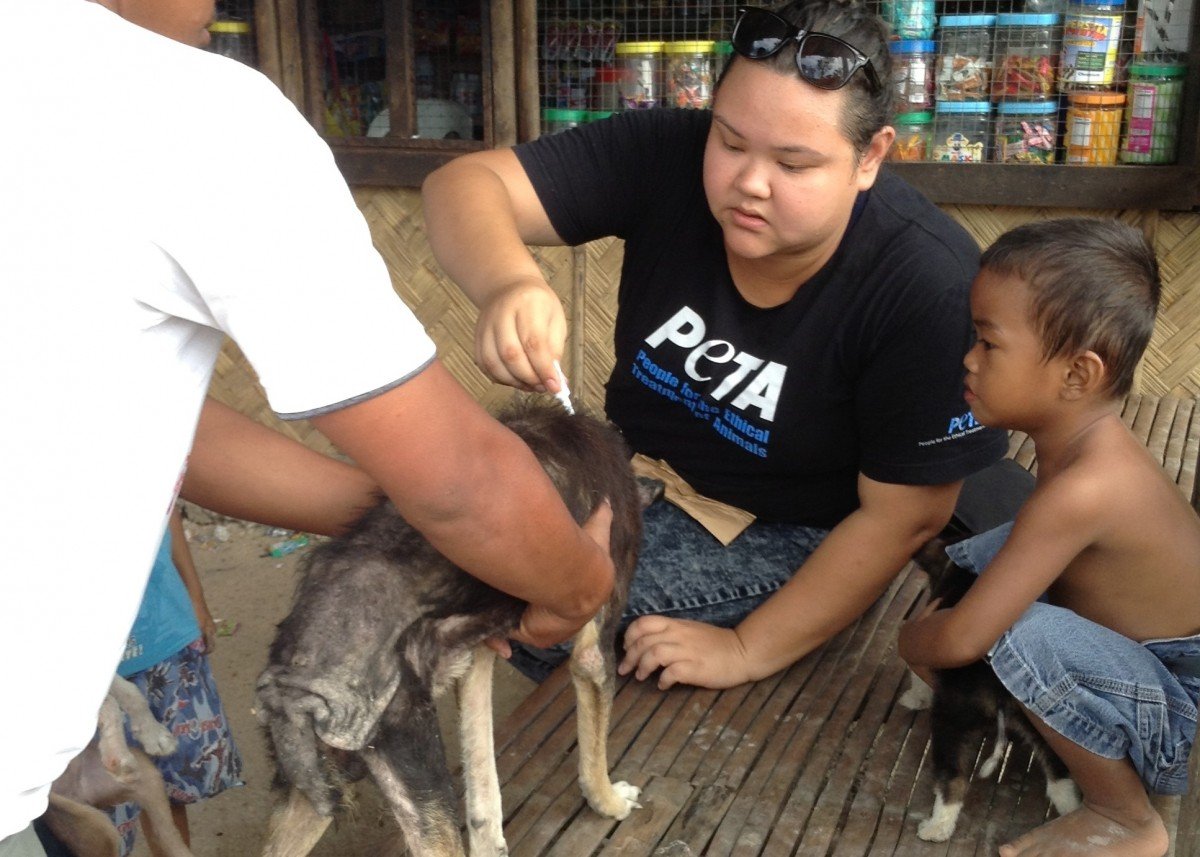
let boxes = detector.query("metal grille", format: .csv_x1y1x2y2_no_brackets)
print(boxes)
536,0,1193,166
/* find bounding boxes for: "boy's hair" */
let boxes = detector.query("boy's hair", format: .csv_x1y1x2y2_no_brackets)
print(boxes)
980,218,1161,399
715,0,895,156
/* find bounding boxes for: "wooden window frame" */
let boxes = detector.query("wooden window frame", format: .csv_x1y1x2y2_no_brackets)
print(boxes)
259,0,1199,209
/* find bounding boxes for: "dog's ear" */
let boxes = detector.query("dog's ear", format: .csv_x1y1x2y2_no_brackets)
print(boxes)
634,476,665,510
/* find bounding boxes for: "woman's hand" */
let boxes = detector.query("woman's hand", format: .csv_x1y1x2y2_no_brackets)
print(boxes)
619,616,753,690
474,277,567,392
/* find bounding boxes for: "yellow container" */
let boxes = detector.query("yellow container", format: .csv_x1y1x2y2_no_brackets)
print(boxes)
615,41,665,109
1066,91,1124,164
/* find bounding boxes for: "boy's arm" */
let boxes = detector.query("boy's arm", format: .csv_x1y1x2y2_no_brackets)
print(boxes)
899,474,1105,669
167,504,218,652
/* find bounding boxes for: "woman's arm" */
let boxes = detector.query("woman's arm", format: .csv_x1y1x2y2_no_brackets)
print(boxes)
167,503,217,651
422,149,568,392
621,474,960,689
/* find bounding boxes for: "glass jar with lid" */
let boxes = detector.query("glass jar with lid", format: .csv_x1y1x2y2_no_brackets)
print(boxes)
892,40,936,110
994,100,1059,162
663,41,716,109
208,20,257,67
931,101,991,162
1066,91,1125,163
1060,0,1124,90
615,41,664,109
991,14,1061,100
890,111,934,161
936,15,997,101
1119,60,1187,164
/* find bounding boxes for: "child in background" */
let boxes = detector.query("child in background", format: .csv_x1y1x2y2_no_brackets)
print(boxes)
899,218,1200,857
110,505,243,856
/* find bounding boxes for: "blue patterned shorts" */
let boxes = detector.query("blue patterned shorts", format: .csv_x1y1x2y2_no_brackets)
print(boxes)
108,640,244,854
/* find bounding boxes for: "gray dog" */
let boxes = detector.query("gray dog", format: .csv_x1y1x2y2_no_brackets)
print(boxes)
256,400,652,856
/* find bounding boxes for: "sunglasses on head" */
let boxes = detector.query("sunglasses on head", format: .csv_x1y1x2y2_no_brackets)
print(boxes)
730,6,881,93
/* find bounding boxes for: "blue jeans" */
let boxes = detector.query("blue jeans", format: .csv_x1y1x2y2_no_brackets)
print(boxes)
509,500,829,682
948,524,1200,795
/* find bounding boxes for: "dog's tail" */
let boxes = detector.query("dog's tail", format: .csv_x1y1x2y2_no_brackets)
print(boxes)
978,709,1010,779
257,676,340,817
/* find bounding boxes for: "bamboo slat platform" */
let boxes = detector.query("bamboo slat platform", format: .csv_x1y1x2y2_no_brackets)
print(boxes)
488,394,1200,857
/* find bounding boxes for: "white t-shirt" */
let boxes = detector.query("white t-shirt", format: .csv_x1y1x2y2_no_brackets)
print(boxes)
0,1,436,836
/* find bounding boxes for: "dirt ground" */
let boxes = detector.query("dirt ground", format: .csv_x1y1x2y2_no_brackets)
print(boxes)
128,504,536,857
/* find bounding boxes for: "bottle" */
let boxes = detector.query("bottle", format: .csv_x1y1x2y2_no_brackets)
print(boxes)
931,101,992,162
890,111,935,161
1119,60,1187,164
936,15,998,101
1060,0,1124,90
892,40,937,110
991,14,1062,100
1066,91,1125,163
994,100,1059,162
208,20,256,67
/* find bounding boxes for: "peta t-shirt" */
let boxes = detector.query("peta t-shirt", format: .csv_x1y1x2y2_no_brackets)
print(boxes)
516,109,1006,527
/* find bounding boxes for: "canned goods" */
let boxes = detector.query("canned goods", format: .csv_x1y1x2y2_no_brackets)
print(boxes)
615,41,664,109
932,101,992,162
1060,0,1124,89
936,15,997,101
1119,60,1187,164
890,111,934,161
663,41,716,109
991,14,1061,100
1066,90,1125,164
892,40,936,110
994,100,1059,163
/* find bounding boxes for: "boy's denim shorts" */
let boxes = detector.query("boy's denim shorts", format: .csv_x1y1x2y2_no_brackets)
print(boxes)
948,523,1200,795
509,499,829,682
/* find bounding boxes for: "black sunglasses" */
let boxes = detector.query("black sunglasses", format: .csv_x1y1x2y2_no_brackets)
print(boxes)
730,6,881,94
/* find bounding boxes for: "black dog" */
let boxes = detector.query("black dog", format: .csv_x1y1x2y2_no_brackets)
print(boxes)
256,400,651,856
904,540,1081,842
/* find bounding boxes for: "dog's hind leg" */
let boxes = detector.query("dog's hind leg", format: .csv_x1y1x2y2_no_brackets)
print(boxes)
569,619,641,820
43,793,124,857
917,711,972,842
363,686,465,857
126,749,195,857
458,647,507,857
261,788,334,857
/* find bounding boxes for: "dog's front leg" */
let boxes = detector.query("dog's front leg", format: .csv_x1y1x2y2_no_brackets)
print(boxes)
569,620,640,819
459,646,507,856
107,675,177,757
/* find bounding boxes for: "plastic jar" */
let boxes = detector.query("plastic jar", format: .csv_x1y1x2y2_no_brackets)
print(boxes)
991,14,1061,100
542,108,587,135
892,40,936,110
208,20,256,67
615,41,664,109
931,101,991,162
713,40,734,78
994,100,1059,163
592,67,622,112
1066,91,1125,163
1060,0,1124,90
936,15,997,101
1119,61,1187,164
883,0,935,39
890,111,934,161
663,41,716,109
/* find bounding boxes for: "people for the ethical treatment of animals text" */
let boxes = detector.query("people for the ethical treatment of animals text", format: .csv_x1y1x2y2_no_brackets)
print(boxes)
899,218,1200,857
1,2,618,854
422,0,1008,691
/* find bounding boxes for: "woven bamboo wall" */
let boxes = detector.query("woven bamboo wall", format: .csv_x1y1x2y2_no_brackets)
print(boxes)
207,188,1200,453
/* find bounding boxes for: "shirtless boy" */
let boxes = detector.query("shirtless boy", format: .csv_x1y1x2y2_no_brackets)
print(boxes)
899,218,1200,857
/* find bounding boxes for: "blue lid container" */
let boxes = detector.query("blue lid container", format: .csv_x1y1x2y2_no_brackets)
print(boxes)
934,100,992,112
892,38,937,53
938,14,998,26
995,13,1062,24
995,100,1059,114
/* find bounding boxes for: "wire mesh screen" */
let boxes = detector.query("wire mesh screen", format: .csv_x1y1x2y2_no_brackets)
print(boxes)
311,0,483,140
536,0,1192,166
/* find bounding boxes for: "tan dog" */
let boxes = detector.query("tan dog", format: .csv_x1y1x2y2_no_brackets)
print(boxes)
42,676,194,857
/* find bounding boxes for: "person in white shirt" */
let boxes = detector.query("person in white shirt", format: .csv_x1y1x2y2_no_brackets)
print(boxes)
0,3,615,854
